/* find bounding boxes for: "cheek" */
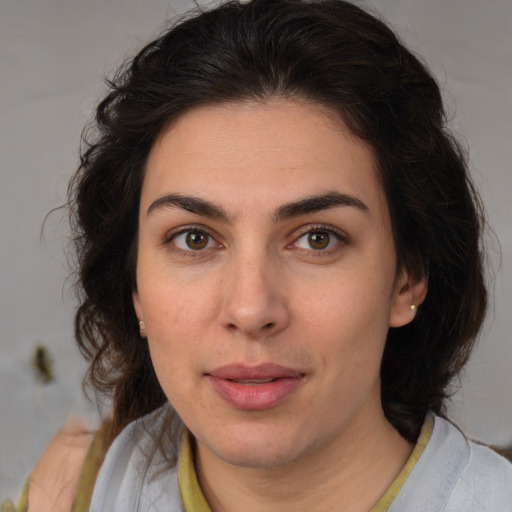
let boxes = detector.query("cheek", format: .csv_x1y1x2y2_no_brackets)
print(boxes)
140,280,218,378
140,283,226,426
299,270,391,336
297,269,392,375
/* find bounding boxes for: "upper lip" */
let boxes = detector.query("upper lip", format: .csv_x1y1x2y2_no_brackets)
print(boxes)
207,363,305,381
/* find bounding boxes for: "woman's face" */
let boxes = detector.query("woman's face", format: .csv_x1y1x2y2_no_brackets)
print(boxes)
133,99,420,469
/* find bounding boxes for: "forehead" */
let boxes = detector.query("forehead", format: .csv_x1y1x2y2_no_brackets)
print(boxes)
142,99,386,218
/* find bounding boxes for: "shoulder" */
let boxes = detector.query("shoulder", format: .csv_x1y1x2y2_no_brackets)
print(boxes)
425,415,512,511
448,434,512,511
27,420,94,512
390,413,512,511
90,404,183,512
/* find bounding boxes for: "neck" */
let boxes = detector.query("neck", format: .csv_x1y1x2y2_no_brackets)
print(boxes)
195,407,413,512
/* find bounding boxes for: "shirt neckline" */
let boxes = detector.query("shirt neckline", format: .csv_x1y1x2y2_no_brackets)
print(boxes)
177,414,434,512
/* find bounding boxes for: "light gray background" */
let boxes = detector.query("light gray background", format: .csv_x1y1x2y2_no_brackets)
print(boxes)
1,0,511,501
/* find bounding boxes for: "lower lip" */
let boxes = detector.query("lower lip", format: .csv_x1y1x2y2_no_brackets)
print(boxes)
208,376,304,411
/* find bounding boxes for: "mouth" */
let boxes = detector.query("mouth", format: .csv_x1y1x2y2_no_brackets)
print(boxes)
229,378,278,384
206,363,306,410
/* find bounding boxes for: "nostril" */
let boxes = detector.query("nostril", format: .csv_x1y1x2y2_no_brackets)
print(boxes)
225,321,275,334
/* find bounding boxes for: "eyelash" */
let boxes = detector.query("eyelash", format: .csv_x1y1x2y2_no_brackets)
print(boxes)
164,223,348,257
165,225,221,257
288,224,348,255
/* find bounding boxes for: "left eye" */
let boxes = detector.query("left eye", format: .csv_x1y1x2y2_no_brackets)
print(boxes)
294,229,342,251
171,229,216,251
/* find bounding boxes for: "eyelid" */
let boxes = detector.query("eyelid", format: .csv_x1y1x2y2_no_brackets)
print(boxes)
164,224,215,243
162,223,348,255
164,224,223,254
288,223,349,251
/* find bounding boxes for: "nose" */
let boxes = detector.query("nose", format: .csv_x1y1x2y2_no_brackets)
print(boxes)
219,251,290,339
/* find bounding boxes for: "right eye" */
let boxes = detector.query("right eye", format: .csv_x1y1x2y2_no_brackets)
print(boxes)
170,229,217,251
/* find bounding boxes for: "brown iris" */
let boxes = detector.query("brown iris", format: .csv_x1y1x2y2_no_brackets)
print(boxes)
186,231,209,250
308,231,330,250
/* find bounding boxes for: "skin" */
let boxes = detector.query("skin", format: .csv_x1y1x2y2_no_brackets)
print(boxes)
133,99,427,511
28,419,92,512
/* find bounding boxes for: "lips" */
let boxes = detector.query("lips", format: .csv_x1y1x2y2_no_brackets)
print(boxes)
207,363,305,411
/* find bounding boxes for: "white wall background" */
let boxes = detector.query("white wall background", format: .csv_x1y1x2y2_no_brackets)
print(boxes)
1,0,511,501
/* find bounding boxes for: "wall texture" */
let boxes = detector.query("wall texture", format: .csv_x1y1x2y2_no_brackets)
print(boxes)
1,0,511,500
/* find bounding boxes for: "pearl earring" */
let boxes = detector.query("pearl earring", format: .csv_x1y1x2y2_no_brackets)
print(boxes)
139,320,147,338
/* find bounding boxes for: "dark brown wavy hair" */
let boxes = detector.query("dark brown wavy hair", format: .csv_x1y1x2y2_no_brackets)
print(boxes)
69,0,487,444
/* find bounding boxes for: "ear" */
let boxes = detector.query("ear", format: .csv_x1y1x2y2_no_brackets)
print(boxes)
132,291,144,323
389,267,427,328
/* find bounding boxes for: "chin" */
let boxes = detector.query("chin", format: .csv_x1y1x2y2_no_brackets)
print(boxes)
199,421,313,470
216,443,299,469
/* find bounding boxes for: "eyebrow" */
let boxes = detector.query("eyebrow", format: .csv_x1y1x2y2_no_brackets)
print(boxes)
147,191,368,222
147,193,230,221
273,191,368,222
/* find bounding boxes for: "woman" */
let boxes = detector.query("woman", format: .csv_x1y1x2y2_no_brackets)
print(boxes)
9,0,512,510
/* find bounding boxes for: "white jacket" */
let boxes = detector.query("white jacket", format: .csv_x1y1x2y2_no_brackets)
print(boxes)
89,408,512,511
